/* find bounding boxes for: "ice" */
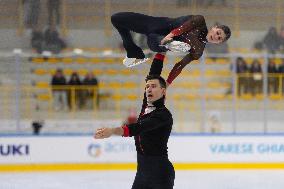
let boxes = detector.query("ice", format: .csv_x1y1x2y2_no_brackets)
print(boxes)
1,170,284,189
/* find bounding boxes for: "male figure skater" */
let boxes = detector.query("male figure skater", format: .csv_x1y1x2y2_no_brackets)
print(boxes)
111,12,231,84
94,53,175,189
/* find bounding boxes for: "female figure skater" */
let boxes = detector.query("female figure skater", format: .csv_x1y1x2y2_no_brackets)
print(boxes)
111,12,231,84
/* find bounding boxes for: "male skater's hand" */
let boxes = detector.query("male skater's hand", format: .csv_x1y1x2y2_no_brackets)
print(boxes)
94,127,124,139
94,128,113,139
161,33,174,45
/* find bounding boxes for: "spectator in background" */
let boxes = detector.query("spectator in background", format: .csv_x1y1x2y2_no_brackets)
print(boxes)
47,0,61,26
279,59,284,73
235,57,249,96
31,120,44,135
278,26,284,52
44,24,66,54
208,111,222,133
176,0,190,7
205,0,227,7
23,0,41,28
249,59,263,96
67,72,82,110
263,27,280,54
31,26,44,54
278,59,284,94
82,72,99,109
123,108,138,125
51,68,67,111
267,59,279,94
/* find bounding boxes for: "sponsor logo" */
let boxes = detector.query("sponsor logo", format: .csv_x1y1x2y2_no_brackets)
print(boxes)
0,144,29,156
88,141,135,158
257,143,284,154
88,144,102,158
104,142,135,153
209,143,284,154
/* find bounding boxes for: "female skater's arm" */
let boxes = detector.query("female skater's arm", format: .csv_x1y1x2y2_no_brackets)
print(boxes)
166,54,191,85
166,51,203,84
166,38,205,85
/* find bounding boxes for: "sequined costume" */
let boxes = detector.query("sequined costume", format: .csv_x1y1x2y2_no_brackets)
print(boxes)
111,12,208,84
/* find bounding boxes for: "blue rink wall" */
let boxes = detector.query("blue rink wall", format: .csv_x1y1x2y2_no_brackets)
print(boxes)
1,134,284,171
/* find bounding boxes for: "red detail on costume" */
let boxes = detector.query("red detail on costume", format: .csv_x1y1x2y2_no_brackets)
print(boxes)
171,28,182,36
166,78,172,85
154,53,165,61
122,125,130,137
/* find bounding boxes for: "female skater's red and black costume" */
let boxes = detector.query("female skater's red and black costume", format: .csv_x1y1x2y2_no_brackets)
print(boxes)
111,12,208,84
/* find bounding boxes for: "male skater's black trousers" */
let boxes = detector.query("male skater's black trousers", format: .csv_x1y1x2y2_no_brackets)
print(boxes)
131,154,175,189
111,12,189,58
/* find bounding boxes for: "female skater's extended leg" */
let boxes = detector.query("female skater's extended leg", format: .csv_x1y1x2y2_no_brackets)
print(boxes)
111,12,173,67
111,12,152,59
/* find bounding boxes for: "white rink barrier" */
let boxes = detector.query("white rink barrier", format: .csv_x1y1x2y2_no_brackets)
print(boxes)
1,135,284,171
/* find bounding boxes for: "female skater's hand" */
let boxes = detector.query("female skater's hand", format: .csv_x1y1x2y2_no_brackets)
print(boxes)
161,33,174,45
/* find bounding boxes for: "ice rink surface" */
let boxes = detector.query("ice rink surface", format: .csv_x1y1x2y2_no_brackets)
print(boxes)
1,170,284,189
